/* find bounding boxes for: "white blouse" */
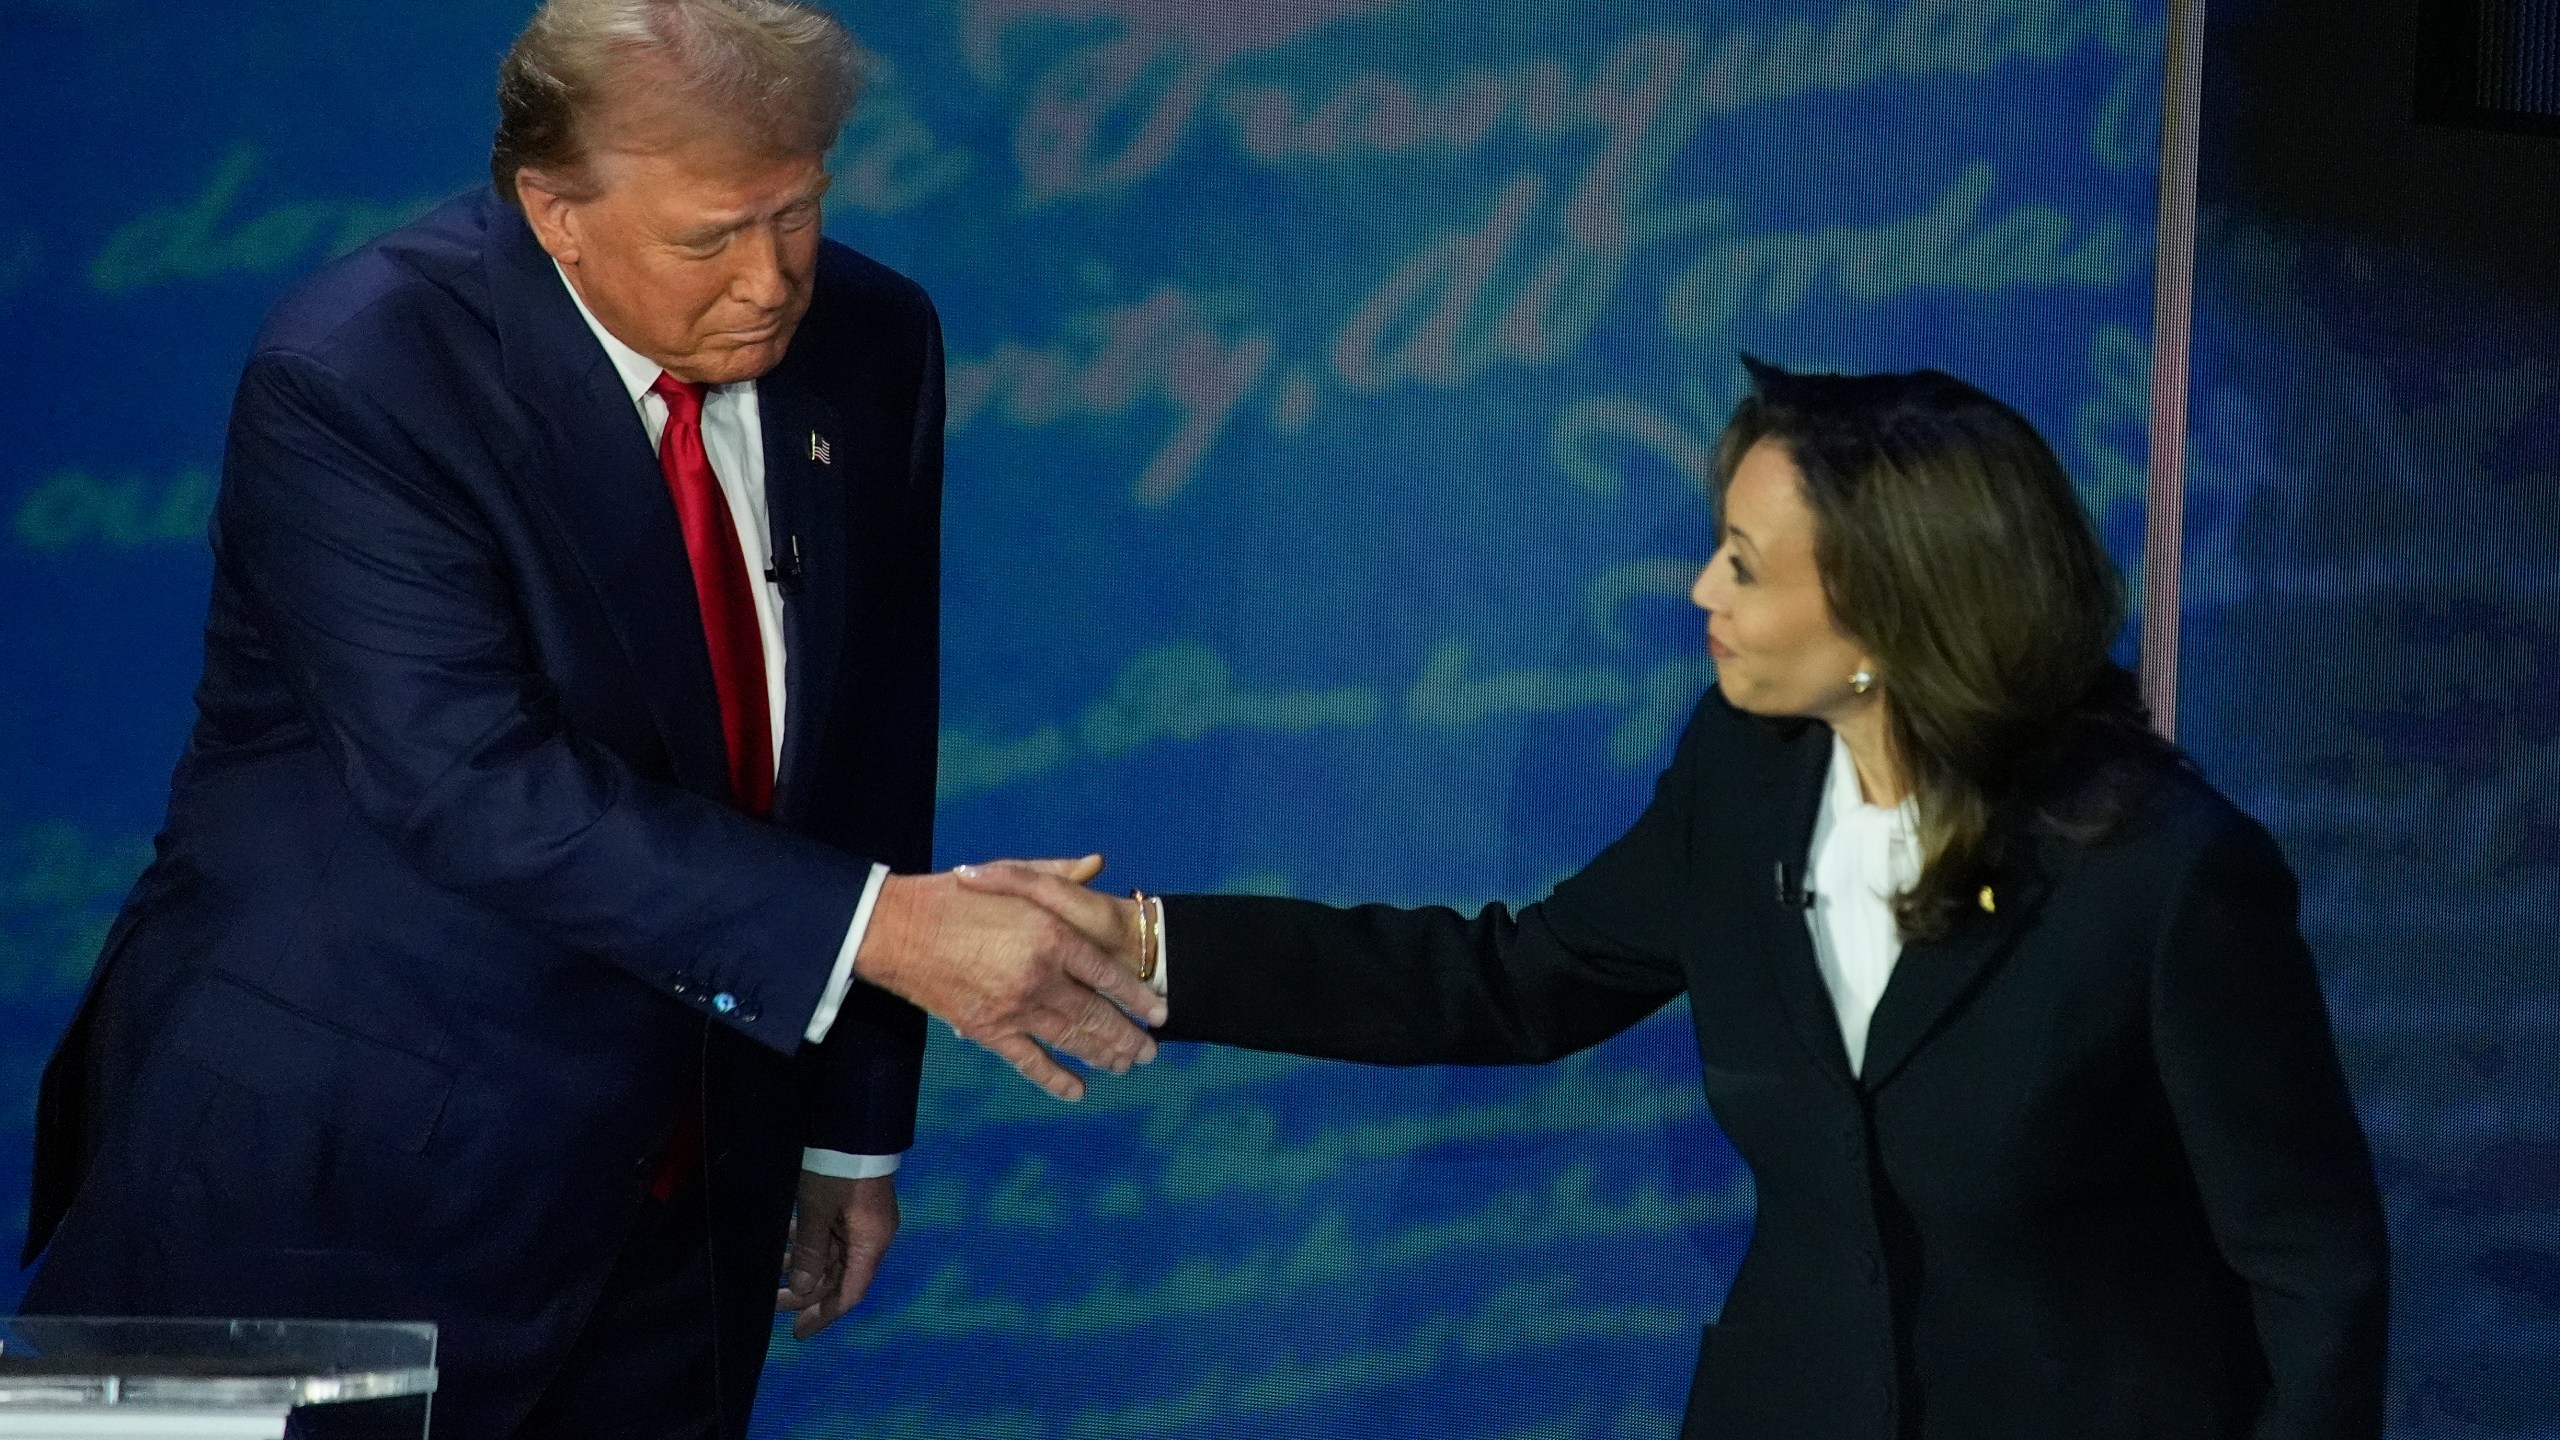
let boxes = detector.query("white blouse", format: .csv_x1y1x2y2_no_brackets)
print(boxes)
1803,731,1922,1077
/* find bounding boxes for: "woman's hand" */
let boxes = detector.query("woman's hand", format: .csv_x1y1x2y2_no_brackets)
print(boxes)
953,855,1147,981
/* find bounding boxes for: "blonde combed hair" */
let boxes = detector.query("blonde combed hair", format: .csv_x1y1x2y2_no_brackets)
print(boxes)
491,0,862,204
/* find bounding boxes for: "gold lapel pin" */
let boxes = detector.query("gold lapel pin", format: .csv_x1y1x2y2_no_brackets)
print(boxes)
809,431,833,465
1978,885,1997,914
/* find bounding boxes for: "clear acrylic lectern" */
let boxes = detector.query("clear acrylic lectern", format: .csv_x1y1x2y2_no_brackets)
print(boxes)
0,1318,435,1439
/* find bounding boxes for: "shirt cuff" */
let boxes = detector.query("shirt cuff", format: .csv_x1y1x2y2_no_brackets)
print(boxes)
1149,903,1170,999
802,1148,902,1179
805,862,890,1044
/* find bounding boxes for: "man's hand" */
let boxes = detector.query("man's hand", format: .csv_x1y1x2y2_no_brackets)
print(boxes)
855,856,1166,1101
777,1171,897,1340
951,861,1145,979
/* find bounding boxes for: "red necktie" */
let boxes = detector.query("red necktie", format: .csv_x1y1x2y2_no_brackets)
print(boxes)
650,373,774,818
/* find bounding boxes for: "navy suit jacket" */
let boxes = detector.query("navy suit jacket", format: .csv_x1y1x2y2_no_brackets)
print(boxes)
20,189,943,1437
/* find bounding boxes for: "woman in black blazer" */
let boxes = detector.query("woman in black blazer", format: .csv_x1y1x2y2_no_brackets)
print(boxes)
965,362,2388,1439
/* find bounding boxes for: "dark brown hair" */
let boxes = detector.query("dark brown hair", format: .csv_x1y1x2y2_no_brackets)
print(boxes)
490,0,862,207
1715,357,2173,941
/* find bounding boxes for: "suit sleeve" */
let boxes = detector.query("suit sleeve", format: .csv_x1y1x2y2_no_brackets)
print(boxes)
2149,815,2389,1440
219,350,874,1057
803,291,943,1157
1154,694,1722,1065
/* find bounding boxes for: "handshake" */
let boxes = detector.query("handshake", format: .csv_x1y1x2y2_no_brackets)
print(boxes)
849,854,1161,1102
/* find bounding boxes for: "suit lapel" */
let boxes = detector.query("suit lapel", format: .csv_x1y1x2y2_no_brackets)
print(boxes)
1744,722,1857,1086
1858,842,2051,1090
755,360,850,827
483,199,730,800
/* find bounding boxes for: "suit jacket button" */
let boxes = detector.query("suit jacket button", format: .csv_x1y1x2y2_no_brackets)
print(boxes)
712,992,739,1014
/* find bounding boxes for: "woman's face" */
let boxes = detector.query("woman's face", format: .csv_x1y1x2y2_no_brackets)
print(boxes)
1690,438,1876,720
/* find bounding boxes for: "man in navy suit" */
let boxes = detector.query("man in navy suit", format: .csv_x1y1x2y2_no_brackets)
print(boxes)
16,2,1164,1435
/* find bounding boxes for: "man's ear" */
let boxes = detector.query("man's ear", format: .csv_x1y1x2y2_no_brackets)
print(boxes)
514,170,582,266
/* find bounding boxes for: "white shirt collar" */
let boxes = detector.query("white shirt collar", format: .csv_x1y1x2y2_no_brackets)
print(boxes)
553,260,681,404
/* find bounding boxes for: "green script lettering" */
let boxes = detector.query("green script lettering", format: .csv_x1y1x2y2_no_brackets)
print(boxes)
14,469,214,552
90,146,448,294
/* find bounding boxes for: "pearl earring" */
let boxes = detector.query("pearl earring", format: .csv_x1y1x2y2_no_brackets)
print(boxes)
1850,668,1875,695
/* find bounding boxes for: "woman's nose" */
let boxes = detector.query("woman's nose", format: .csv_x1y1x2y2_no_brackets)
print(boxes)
1690,561,1718,612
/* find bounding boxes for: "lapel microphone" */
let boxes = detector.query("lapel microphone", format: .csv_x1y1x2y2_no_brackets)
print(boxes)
765,534,804,595
1774,861,1816,911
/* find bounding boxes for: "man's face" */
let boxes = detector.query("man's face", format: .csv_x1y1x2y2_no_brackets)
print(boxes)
521,119,830,388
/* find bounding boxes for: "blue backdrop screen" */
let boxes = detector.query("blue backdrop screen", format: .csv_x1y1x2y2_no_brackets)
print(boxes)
2177,0,2560,1430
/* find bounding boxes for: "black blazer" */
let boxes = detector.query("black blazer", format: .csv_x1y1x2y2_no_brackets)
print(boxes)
1159,687,2387,1440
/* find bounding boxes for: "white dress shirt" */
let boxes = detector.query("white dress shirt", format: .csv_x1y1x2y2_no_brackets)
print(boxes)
557,264,896,1179
1803,731,1921,1076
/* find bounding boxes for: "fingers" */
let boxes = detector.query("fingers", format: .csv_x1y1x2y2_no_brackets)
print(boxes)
790,1263,854,1340
955,867,1161,1027
959,865,1141,964
981,1030,1086,1102
777,1211,837,1318
959,854,1105,883
889,864,1165,1100
776,1206,812,1313
1049,996,1146,1068
827,1184,898,1319
831,1239,889,1317
1028,983,1158,1072
777,1237,835,1316
1062,934,1165,1026
782,1181,900,1340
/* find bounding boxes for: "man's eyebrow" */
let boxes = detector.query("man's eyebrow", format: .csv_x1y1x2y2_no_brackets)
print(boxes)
673,182,831,243
767,177,832,217
671,213,744,244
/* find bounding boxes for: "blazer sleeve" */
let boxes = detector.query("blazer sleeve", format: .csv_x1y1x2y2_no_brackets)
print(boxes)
1154,693,1722,1065
218,350,876,1057
803,290,943,1157
2149,814,2389,1439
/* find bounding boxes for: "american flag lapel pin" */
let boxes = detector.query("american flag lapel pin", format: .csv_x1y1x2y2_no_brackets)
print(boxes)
809,431,832,466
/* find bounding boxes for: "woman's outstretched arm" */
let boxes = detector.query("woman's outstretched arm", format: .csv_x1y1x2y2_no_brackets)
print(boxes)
965,693,1738,1067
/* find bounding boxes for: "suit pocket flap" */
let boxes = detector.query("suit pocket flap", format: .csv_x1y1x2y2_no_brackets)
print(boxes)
165,973,454,1154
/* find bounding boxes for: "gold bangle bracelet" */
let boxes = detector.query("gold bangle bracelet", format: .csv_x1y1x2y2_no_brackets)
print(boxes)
1129,889,1157,983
